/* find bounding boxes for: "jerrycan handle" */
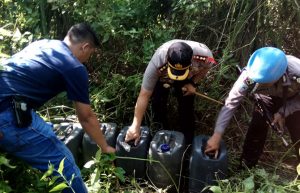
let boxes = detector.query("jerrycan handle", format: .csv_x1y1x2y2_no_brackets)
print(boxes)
102,124,107,133
201,138,219,160
120,139,137,152
205,151,219,160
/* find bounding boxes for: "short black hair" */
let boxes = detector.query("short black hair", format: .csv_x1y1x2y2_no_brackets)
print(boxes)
67,23,100,47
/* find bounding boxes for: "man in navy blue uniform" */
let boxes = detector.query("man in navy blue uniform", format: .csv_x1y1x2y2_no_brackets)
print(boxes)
0,23,115,192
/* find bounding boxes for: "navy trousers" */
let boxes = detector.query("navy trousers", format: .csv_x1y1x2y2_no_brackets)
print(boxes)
151,81,195,145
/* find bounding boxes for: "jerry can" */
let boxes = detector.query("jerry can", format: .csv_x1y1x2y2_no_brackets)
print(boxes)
82,123,118,163
189,135,227,193
115,126,151,178
148,130,185,191
53,122,84,166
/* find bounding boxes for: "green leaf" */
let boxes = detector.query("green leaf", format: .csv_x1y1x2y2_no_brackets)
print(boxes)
94,169,101,183
12,28,22,42
69,174,75,186
243,175,254,192
114,167,126,182
256,169,267,178
49,176,60,186
102,33,110,43
0,155,16,169
95,149,102,160
41,163,54,180
90,173,97,185
209,186,222,193
0,28,13,37
100,97,112,103
49,183,68,192
91,169,101,185
0,181,12,192
106,152,116,161
58,157,66,175
297,163,300,175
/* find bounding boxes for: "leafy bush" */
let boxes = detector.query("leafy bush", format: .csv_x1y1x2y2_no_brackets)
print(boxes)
0,152,52,193
90,73,143,125
209,167,300,193
82,151,125,193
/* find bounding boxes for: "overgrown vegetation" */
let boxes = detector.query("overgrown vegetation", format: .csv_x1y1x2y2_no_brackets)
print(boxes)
0,0,300,192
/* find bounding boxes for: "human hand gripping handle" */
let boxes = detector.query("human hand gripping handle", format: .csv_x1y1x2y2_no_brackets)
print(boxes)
125,125,141,146
205,132,222,159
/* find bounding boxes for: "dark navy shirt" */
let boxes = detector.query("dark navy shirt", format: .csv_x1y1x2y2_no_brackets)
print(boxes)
0,39,90,108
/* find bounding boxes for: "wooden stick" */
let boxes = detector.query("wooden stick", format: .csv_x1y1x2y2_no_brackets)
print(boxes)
194,91,223,105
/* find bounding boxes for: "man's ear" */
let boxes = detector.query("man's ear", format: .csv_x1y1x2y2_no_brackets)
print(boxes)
82,42,89,50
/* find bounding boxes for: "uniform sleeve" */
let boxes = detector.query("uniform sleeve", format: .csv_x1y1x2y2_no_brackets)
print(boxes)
214,71,249,134
278,94,300,117
190,43,214,84
276,56,300,116
278,56,300,116
141,49,164,91
64,66,90,104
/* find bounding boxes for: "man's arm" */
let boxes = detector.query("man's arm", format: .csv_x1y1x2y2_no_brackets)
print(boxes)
74,101,115,153
205,71,248,153
125,87,153,144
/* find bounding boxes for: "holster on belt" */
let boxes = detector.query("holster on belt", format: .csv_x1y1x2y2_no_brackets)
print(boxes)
11,96,32,128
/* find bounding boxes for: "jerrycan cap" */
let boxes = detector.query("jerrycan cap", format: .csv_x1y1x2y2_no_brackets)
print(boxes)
160,144,170,152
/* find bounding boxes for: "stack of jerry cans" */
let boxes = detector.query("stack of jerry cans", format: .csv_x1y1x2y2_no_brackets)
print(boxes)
148,130,185,192
189,135,227,193
115,126,151,178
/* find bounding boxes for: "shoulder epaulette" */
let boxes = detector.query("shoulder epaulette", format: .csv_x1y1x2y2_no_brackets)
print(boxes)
292,76,300,84
159,63,168,72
